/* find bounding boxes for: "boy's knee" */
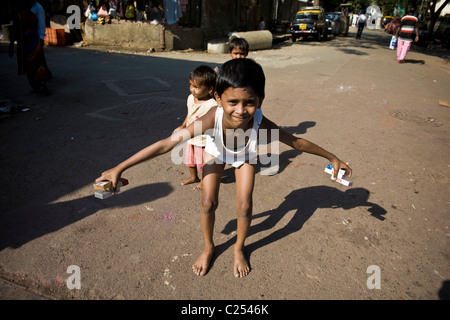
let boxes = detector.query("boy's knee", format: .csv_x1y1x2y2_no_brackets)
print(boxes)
235,200,252,218
201,197,218,214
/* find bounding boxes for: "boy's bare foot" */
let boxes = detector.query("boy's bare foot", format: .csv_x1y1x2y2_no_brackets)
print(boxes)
233,247,250,278
193,181,203,191
181,176,200,186
192,245,214,276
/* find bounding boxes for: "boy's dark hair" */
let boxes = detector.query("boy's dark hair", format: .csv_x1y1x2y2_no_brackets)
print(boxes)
229,37,249,54
189,65,216,89
216,58,265,100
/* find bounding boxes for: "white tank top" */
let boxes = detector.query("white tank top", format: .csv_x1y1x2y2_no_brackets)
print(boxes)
204,107,263,168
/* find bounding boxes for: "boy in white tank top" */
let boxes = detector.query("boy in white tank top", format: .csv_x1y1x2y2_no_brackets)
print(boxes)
96,59,353,278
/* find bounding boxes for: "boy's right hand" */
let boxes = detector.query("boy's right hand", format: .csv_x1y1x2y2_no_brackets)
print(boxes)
95,167,122,192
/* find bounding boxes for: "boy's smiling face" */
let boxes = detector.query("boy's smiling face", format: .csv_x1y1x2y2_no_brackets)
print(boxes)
215,87,262,130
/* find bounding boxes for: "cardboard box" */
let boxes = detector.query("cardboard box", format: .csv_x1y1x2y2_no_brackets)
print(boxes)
93,180,113,191
94,190,114,199
324,164,353,186
93,178,128,191
93,178,128,199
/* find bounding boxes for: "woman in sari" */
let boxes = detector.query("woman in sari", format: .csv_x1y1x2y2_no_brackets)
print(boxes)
8,0,48,93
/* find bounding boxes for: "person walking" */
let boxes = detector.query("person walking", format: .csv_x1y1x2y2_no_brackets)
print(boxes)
8,0,48,93
395,8,419,63
30,1,52,80
356,11,367,39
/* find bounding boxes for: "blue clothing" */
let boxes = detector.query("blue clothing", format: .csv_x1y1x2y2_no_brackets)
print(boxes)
163,0,182,25
31,1,46,40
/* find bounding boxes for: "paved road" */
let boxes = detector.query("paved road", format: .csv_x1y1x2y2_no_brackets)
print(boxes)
0,27,449,303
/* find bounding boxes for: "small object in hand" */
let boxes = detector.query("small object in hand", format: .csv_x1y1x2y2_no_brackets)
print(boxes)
324,164,353,186
94,178,129,199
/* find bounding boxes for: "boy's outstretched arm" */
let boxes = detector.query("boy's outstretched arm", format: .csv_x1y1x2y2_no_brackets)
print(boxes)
95,133,187,189
261,117,352,179
95,106,217,189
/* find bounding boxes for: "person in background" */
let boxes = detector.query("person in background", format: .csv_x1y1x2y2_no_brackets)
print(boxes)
97,0,112,24
258,16,265,30
31,0,52,80
228,37,249,59
9,0,49,93
214,38,249,73
352,13,358,27
356,10,367,39
395,8,419,64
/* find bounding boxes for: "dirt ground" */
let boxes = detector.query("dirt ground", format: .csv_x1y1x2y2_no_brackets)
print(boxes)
0,27,449,304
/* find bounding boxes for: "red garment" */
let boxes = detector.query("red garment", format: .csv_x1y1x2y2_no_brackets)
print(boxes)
98,5,109,17
12,9,47,90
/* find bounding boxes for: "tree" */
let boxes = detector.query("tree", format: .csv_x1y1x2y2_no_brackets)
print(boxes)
423,0,450,41
376,0,397,16
348,0,372,13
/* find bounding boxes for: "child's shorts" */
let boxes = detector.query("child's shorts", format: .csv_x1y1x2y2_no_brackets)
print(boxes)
185,143,204,172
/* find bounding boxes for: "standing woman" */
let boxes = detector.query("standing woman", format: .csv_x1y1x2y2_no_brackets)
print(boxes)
8,0,49,94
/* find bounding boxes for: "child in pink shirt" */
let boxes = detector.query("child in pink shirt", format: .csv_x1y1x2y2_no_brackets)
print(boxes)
173,65,217,189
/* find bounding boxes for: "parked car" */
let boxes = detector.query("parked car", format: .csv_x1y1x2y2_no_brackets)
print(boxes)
325,12,342,35
290,7,328,42
382,16,394,28
385,17,401,34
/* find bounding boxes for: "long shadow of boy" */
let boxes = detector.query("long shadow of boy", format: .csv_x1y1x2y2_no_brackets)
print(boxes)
216,186,386,262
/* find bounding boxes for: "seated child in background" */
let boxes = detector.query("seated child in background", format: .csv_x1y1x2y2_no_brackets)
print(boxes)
228,37,249,59
214,37,249,73
173,65,217,190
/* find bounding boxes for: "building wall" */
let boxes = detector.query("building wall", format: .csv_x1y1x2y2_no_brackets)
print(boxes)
437,0,450,15
83,19,203,51
202,0,273,39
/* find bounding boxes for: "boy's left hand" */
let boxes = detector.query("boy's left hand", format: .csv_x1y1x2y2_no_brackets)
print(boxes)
330,159,352,180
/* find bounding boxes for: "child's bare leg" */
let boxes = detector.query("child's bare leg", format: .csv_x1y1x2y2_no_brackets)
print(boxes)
193,166,203,190
182,166,200,186
233,163,255,278
234,218,251,278
192,161,224,276
192,210,215,276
